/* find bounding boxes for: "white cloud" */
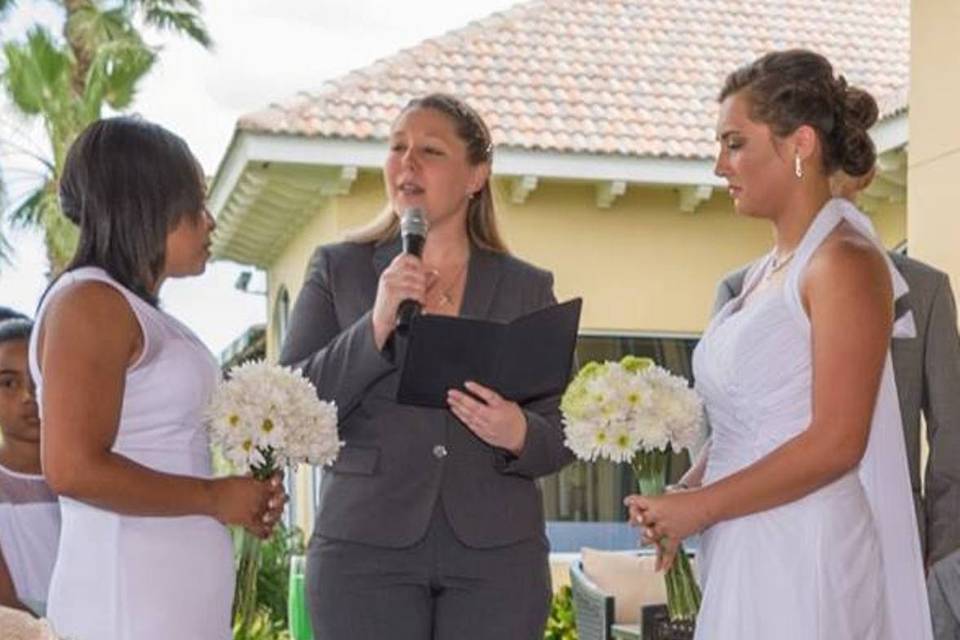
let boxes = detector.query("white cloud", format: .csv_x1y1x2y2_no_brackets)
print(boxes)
0,0,519,355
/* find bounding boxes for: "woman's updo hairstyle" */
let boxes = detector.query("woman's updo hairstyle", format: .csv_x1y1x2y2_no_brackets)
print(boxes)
719,49,879,177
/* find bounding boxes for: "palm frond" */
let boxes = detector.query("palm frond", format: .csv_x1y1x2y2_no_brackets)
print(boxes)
6,180,77,274
42,198,79,275
2,0,213,273
83,39,156,113
143,6,212,49
7,183,47,227
125,0,205,16
66,5,133,52
1,27,72,116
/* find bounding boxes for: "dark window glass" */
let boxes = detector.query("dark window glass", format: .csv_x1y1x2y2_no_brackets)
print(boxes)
542,334,700,551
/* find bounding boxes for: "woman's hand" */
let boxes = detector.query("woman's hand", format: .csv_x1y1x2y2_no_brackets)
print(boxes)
624,490,708,571
210,474,287,539
371,253,428,350
446,381,527,455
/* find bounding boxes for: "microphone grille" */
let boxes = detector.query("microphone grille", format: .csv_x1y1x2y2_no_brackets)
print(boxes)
400,208,428,237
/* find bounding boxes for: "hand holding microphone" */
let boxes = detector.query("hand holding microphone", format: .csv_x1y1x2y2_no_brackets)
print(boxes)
371,208,429,350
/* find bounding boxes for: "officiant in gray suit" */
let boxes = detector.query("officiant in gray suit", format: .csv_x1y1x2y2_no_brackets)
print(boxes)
713,171,960,636
279,94,573,640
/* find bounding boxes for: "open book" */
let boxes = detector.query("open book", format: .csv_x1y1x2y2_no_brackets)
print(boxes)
396,298,582,408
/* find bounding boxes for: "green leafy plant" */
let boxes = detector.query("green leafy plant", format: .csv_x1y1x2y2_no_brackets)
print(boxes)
544,585,578,640
232,522,305,640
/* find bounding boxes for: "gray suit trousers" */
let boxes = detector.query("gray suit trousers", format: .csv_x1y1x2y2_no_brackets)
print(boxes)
306,500,551,640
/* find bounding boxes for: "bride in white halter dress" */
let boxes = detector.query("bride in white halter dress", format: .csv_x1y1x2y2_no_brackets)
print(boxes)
691,198,932,639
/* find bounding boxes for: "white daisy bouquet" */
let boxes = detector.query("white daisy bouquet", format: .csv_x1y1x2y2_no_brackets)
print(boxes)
562,355,705,622
207,360,340,636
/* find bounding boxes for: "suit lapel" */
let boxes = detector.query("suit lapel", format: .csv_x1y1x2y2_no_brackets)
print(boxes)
372,236,503,320
460,248,502,320
372,235,403,276
362,236,402,311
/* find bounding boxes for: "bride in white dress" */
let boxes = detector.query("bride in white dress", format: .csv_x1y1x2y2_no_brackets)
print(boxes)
626,50,933,639
28,118,286,640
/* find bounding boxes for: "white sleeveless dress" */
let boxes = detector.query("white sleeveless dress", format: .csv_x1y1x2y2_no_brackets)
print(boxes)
692,199,933,639
0,463,60,615
28,267,234,640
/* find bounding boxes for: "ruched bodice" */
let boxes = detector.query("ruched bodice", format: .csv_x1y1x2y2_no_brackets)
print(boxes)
696,285,813,479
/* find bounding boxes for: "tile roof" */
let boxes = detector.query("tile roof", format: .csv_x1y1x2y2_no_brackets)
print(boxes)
238,0,908,160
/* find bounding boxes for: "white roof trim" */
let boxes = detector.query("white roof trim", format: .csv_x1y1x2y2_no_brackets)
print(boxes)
209,111,909,220
870,112,908,155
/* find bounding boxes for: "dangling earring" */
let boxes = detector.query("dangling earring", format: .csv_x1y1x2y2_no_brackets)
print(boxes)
794,151,803,179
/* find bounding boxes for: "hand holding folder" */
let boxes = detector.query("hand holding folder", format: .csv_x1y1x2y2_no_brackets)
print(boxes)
396,298,582,408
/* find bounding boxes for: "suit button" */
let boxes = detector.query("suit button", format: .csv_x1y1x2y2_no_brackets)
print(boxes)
432,445,448,459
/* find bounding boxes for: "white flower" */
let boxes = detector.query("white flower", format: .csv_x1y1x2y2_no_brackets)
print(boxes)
561,357,706,464
207,360,342,474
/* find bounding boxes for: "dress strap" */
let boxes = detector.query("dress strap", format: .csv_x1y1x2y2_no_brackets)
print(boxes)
780,197,931,639
781,197,916,338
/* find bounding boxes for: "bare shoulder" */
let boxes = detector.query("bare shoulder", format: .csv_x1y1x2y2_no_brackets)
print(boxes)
805,223,891,296
39,280,142,364
46,279,135,325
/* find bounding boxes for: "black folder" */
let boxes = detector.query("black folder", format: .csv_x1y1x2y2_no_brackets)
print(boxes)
396,298,582,408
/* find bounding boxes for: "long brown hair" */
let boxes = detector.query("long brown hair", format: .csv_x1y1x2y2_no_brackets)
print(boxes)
345,93,509,253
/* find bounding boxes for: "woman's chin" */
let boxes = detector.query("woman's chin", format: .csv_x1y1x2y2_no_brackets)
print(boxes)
733,200,761,219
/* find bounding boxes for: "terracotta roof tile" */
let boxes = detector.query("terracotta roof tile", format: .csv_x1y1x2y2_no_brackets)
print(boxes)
237,0,909,160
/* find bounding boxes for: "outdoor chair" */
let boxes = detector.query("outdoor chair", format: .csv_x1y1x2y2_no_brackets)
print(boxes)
569,558,615,640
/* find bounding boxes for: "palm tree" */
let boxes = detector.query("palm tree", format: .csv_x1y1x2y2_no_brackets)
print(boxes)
0,0,210,274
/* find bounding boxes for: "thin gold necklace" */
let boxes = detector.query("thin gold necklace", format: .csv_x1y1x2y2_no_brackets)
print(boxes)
765,250,796,280
427,260,468,308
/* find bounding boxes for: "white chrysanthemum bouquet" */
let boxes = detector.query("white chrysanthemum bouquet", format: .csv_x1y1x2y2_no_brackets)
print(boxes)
562,355,705,622
207,360,340,635
208,360,341,474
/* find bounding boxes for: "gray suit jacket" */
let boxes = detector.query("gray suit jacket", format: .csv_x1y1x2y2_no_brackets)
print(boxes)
714,253,960,564
280,237,574,549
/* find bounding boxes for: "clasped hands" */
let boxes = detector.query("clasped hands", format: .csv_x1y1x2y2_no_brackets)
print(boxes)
624,488,708,571
447,381,527,456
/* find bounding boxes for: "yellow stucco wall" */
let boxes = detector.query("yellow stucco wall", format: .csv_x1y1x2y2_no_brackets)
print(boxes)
264,170,906,534
266,173,907,349
910,0,960,302
868,199,908,251
265,172,388,360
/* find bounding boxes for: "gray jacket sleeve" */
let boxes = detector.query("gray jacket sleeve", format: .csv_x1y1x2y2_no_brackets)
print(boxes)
923,273,960,564
496,272,576,479
279,247,395,422
712,272,740,315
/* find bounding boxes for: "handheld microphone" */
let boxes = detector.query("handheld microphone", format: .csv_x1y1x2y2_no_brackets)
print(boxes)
396,207,428,336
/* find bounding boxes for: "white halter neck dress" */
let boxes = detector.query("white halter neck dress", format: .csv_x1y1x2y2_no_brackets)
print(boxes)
692,199,932,639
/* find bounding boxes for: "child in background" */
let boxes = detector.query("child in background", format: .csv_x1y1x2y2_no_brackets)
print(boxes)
0,318,59,615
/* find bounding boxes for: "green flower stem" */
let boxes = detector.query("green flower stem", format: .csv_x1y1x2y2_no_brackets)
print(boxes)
233,446,278,636
632,451,702,623
251,446,277,481
233,532,263,635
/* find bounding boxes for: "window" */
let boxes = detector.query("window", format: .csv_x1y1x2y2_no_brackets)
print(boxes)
540,333,700,551
274,288,291,353
273,288,298,529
